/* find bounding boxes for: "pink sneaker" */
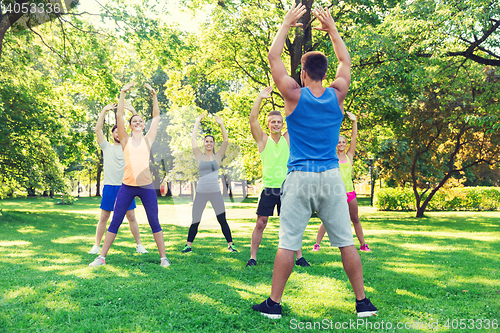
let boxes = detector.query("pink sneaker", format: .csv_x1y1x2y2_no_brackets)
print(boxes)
359,244,372,252
313,244,320,251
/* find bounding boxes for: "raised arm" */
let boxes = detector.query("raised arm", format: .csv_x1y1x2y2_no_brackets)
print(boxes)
268,3,305,113
346,111,357,161
249,87,272,153
313,7,351,108
117,82,135,148
144,83,160,144
95,103,117,145
192,113,205,162
123,101,137,116
214,115,228,163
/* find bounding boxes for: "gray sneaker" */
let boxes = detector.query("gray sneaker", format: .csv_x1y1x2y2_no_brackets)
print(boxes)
88,245,100,254
161,258,171,267
136,244,148,254
89,256,106,267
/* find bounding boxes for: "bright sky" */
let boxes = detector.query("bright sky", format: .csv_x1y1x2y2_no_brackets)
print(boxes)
76,0,212,33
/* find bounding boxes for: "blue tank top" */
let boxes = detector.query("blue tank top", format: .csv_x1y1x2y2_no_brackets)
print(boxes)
286,87,344,173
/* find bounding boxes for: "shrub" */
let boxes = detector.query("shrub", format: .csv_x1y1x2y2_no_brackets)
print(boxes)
57,193,76,205
375,187,500,211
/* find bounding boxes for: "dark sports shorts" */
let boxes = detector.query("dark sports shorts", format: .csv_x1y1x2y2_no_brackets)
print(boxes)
100,185,136,212
256,187,282,217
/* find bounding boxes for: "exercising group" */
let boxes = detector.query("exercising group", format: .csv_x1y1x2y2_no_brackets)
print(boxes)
87,4,377,318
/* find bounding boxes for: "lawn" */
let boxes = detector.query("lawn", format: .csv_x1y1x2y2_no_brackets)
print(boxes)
0,196,499,332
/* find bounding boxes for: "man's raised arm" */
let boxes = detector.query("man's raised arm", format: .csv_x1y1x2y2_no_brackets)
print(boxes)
268,3,306,106
312,7,351,107
249,87,272,153
95,103,117,145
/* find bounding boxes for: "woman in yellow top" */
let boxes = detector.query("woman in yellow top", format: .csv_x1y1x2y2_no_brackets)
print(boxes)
89,82,170,267
313,111,371,252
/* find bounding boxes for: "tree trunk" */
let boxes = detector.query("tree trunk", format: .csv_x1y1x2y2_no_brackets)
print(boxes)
289,0,314,85
49,190,54,198
42,191,48,197
27,187,36,196
165,181,172,197
221,175,228,197
0,4,26,61
242,180,247,199
96,150,103,197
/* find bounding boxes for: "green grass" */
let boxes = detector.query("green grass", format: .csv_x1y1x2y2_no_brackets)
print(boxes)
0,196,499,332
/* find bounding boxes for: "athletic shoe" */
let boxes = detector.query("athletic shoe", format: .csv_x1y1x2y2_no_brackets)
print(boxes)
313,244,320,251
161,258,171,267
356,298,377,317
252,299,282,319
246,259,257,267
136,244,148,254
359,244,372,252
181,245,192,253
88,245,100,254
228,244,238,252
89,256,106,267
295,257,311,267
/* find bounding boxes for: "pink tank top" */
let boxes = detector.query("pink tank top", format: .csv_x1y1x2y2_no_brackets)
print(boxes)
123,137,152,187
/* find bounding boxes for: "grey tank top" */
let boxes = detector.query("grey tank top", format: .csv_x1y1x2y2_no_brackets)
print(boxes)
196,159,220,193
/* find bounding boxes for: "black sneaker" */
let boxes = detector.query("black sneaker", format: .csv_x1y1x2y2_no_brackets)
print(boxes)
356,298,377,317
252,299,282,319
246,259,257,267
295,257,311,267
181,245,192,253
228,244,238,252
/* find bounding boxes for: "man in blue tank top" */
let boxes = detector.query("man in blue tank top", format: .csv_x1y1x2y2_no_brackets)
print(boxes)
252,4,377,319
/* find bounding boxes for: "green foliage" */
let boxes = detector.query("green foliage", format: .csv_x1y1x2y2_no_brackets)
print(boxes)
376,187,500,211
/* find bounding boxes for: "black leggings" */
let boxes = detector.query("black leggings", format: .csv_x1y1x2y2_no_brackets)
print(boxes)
188,192,232,243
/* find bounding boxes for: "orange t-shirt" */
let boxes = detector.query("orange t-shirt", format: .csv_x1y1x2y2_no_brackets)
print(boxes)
123,137,152,187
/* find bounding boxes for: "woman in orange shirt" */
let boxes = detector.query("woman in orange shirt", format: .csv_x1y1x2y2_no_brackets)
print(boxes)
89,82,170,267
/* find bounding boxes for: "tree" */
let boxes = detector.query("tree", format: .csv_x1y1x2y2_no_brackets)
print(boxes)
377,66,500,217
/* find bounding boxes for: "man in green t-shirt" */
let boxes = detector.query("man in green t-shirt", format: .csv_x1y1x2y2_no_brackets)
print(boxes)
246,87,309,267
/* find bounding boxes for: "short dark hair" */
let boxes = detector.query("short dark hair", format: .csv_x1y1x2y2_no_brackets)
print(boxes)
267,110,283,118
301,51,328,82
112,125,118,132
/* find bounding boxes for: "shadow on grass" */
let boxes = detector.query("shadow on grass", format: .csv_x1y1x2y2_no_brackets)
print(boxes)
1,199,499,332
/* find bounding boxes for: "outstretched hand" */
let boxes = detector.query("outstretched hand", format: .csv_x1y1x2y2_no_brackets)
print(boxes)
121,82,135,93
259,86,273,99
214,114,224,125
123,101,136,113
103,103,117,112
196,113,207,123
144,83,156,95
312,6,337,33
283,2,307,27
346,111,357,122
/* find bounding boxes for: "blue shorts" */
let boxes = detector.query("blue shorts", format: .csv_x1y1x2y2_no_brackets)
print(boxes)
100,185,136,211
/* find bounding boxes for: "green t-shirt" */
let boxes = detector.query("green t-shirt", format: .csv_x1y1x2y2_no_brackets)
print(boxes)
339,155,354,192
261,136,289,188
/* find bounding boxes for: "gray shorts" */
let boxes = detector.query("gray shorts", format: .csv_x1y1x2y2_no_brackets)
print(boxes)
279,169,354,251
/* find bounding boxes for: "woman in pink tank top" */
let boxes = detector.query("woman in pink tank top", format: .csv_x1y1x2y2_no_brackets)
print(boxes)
89,82,170,268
